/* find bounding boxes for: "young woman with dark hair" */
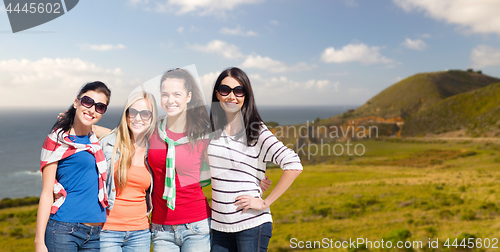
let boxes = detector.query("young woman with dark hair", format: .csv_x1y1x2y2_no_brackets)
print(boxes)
208,67,303,252
35,81,111,252
147,68,213,252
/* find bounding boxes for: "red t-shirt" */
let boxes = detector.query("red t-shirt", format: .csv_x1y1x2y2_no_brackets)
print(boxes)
148,128,211,225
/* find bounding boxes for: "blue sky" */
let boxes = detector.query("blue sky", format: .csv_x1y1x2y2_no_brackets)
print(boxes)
0,0,499,108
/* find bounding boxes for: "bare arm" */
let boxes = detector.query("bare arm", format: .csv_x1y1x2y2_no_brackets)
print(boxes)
35,163,57,252
235,170,301,213
93,125,111,139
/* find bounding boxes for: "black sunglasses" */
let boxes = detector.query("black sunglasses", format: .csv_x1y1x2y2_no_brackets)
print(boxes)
127,108,153,121
78,96,107,114
217,85,245,97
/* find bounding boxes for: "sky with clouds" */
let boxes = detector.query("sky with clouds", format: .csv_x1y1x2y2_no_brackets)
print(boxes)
0,0,499,108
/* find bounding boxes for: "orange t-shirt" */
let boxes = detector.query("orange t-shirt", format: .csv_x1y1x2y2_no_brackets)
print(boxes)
102,162,151,231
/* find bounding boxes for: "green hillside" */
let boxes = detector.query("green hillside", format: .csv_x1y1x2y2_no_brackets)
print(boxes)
345,70,500,120
403,82,500,137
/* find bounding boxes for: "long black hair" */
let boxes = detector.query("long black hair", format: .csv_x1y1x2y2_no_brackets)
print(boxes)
210,67,263,145
52,81,111,136
160,68,210,141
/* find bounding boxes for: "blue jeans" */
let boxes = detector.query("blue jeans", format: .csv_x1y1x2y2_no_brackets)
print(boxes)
211,222,273,252
45,219,102,252
151,218,211,252
100,229,151,252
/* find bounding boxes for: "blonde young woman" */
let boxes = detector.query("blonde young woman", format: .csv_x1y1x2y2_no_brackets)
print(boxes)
98,92,158,252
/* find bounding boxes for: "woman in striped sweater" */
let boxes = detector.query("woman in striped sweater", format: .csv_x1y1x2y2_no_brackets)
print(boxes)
208,67,303,252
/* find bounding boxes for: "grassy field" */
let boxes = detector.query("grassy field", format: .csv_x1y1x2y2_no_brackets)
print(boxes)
257,139,500,251
0,205,37,252
1,139,500,251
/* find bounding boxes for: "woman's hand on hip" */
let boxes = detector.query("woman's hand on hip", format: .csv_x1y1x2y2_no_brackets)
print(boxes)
234,195,266,213
260,176,272,192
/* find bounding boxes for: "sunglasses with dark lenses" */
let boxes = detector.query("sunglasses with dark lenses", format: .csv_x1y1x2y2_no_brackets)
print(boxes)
127,108,153,121
217,85,246,97
78,96,107,114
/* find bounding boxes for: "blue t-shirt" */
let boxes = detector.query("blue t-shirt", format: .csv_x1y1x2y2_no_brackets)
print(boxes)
50,135,107,223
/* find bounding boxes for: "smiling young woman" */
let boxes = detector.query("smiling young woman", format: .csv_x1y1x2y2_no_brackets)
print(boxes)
147,68,213,252
98,91,158,252
208,67,303,252
35,81,111,252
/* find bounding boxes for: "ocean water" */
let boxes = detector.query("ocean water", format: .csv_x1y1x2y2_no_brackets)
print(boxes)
0,105,355,199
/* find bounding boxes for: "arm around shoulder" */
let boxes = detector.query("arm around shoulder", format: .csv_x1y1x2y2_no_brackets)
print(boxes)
93,125,112,139
235,166,302,213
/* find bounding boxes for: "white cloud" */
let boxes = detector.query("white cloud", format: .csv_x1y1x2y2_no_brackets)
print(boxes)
199,71,220,102
220,26,258,37
393,0,500,35
402,38,427,50
471,45,500,68
189,40,245,60
160,40,174,49
317,80,330,89
0,58,128,107
199,72,220,89
190,40,314,73
245,74,342,105
190,25,199,32
78,44,126,51
270,20,279,26
420,33,431,38
240,55,314,73
326,72,350,77
136,0,264,16
342,0,359,7
321,43,393,64
240,55,287,73
251,74,333,91
177,26,184,34
128,0,149,5
304,79,332,90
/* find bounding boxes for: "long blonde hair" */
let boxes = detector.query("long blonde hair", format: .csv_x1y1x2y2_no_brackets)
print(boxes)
110,92,157,190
